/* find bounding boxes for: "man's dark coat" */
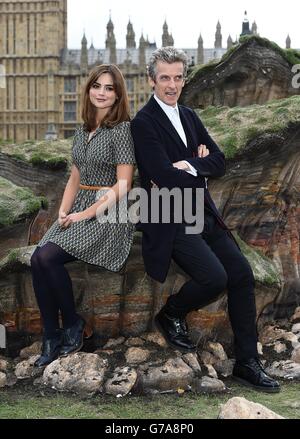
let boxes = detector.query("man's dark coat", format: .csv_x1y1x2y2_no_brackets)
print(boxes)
131,96,233,283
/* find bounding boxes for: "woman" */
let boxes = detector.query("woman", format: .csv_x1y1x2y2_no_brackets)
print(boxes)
31,64,135,367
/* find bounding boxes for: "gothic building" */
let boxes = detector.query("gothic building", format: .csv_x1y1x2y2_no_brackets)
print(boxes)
0,1,292,142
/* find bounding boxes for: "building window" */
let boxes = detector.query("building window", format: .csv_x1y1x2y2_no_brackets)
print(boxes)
126,78,134,92
64,77,76,93
64,130,75,139
64,102,77,121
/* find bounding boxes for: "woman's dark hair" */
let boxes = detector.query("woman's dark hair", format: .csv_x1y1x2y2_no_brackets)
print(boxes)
81,64,130,131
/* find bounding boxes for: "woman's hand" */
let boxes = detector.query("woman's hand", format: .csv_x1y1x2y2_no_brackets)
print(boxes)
58,210,68,227
59,211,89,228
198,144,210,158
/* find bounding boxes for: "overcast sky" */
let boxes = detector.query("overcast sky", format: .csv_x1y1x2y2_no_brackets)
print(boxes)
68,0,300,50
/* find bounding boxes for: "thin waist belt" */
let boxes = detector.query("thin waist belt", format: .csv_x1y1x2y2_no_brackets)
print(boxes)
79,184,112,191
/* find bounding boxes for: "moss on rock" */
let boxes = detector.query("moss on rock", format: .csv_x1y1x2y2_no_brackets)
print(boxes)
0,138,72,170
233,232,281,286
0,177,47,227
196,95,300,158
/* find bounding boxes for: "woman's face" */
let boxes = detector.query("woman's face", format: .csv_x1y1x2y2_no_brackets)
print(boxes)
89,72,117,111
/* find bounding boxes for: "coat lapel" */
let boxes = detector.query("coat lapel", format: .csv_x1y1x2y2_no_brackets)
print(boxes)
146,96,187,152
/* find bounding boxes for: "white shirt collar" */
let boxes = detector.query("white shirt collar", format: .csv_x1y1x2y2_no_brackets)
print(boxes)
154,94,179,118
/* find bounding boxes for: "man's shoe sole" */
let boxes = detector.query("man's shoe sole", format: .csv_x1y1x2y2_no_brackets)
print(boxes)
154,316,197,353
232,375,281,393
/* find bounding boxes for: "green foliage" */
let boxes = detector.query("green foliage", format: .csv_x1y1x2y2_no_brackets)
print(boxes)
197,95,300,158
0,177,46,227
0,381,299,419
30,154,68,170
0,138,72,169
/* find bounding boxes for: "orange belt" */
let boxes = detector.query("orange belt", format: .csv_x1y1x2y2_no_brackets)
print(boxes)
79,184,112,191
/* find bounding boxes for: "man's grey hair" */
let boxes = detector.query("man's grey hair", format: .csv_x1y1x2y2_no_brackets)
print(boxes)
147,47,188,81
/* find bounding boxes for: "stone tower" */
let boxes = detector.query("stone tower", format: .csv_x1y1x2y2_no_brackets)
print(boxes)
197,34,204,64
214,21,222,48
227,35,233,49
139,33,146,66
241,11,252,36
162,20,170,47
105,15,116,63
286,34,291,49
126,20,136,48
0,0,68,141
251,21,258,35
80,32,88,71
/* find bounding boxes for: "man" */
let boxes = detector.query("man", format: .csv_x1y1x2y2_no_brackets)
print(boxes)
131,47,280,393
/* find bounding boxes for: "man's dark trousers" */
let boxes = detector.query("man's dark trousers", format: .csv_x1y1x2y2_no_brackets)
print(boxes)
165,208,259,361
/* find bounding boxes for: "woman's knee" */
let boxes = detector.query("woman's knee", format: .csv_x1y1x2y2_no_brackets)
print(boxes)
30,245,54,270
30,247,41,270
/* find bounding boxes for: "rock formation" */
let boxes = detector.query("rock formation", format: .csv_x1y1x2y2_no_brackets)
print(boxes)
180,36,300,109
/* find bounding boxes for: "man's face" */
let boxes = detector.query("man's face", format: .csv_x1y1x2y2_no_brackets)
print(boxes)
149,61,185,107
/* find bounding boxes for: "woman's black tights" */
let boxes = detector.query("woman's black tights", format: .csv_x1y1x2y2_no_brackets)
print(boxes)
30,242,78,338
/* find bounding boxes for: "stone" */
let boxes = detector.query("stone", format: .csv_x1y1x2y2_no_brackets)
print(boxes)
19,341,42,359
0,371,7,388
219,397,284,419
182,352,201,374
273,342,287,354
194,376,226,393
291,347,300,364
291,323,300,334
142,332,167,348
206,342,228,361
103,337,126,349
265,360,300,380
0,359,10,372
104,367,137,396
125,347,151,364
291,307,300,322
124,337,144,347
140,357,194,393
42,352,108,395
14,355,41,379
214,359,235,378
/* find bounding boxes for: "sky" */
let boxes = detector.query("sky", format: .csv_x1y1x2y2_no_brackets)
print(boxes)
68,0,300,50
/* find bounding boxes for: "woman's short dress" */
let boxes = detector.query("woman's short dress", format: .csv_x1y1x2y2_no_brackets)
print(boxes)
38,121,136,272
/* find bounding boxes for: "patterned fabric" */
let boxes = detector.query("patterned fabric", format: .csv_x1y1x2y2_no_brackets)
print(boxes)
38,121,136,271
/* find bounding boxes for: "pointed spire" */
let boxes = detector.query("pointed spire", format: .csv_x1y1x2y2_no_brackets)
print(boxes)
81,31,88,70
162,20,169,47
198,33,204,64
227,35,233,49
90,38,94,50
81,31,87,45
243,11,249,23
286,34,291,49
251,20,258,35
215,20,222,48
126,19,136,48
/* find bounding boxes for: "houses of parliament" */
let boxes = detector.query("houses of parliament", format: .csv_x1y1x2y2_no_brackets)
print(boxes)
0,0,294,142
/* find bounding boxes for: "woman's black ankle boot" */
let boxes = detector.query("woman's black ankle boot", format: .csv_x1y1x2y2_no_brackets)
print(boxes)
60,316,85,356
34,329,63,367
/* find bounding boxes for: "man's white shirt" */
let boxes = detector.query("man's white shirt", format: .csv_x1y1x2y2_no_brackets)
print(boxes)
154,94,197,177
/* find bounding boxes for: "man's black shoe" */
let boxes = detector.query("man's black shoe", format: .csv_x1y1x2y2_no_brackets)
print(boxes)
34,330,63,367
60,316,85,357
232,357,280,393
154,309,196,353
